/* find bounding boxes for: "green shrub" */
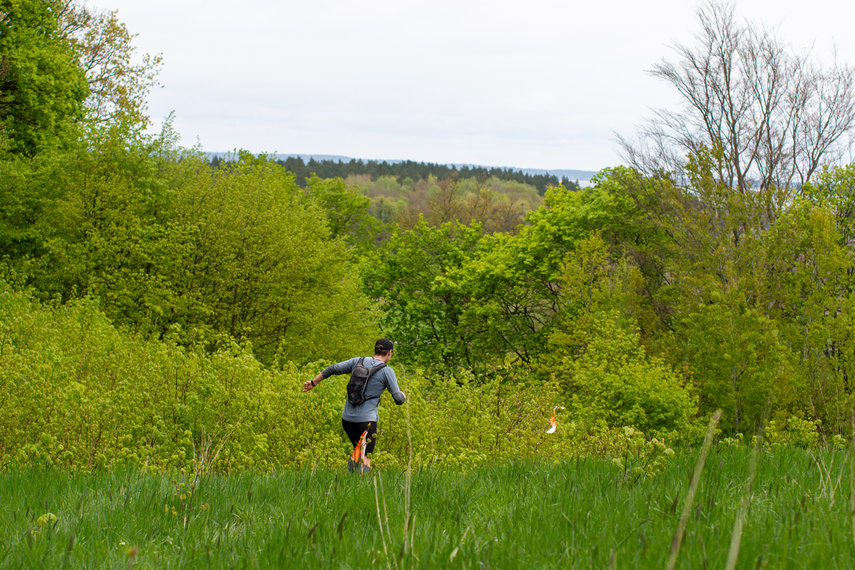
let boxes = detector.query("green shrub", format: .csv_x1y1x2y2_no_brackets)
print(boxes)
553,311,698,439
0,283,596,472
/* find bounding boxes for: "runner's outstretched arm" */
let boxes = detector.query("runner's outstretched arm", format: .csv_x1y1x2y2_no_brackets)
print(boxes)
303,373,324,392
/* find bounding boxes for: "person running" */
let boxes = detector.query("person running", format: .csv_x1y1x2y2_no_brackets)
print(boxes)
302,338,406,472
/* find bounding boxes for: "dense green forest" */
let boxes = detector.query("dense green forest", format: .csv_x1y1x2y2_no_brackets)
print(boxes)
261,155,580,194
2,0,855,472
210,154,555,234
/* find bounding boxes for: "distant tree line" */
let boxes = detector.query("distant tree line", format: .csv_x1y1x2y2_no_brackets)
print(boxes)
208,156,579,194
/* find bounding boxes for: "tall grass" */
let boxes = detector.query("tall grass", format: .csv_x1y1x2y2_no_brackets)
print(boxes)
1,446,853,568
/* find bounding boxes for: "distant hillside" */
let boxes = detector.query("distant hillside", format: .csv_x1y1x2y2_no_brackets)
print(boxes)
207,153,599,184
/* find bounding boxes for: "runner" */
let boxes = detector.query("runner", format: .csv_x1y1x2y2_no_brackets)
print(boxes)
303,338,406,472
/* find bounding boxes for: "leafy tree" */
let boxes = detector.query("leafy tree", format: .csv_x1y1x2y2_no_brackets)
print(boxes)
574,152,853,432
373,180,662,372
367,195,406,226
304,174,378,250
457,232,563,367
760,202,855,429
162,155,379,364
593,148,783,334
365,218,483,371
804,164,855,248
449,184,638,368
543,233,697,437
5,133,377,365
425,174,465,227
10,116,187,319
0,134,42,258
450,186,594,367
0,0,88,154
639,149,853,431
605,150,796,431
559,311,697,438
679,292,793,433
577,167,675,332
56,0,162,126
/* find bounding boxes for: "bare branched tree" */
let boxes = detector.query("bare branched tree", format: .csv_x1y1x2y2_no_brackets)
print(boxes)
55,0,162,126
617,0,855,202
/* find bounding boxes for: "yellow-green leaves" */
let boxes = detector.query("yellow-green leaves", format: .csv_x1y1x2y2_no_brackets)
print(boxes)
0,0,88,155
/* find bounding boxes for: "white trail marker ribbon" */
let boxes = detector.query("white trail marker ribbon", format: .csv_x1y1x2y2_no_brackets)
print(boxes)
546,406,565,433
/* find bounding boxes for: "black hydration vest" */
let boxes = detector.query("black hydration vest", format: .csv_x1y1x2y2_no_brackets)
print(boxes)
346,357,387,406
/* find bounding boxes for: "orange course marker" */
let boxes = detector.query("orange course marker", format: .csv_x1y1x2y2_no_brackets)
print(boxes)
546,406,565,433
350,429,368,469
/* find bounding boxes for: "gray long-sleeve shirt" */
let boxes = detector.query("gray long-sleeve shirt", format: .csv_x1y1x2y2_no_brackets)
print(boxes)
321,357,406,422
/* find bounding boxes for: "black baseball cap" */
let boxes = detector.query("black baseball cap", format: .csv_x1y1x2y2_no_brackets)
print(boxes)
374,338,394,352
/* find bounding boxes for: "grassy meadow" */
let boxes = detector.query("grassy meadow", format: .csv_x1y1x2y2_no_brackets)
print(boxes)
1,447,853,569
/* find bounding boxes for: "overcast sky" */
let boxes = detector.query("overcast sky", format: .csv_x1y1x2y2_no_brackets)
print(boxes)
87,0,855,173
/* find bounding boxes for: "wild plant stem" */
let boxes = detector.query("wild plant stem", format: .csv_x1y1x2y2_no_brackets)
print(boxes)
725,419,765,570
666,409,722,570
374,477,392,570
850,411,855,548
404,399,413,560
379,475,400,570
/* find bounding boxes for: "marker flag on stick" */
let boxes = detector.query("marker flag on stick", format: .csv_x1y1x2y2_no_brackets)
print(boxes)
546,406,565,433
350,429,368,470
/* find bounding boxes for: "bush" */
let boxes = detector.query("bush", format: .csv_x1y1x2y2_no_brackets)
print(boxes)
552,311,698,439
0,283,614,472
